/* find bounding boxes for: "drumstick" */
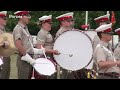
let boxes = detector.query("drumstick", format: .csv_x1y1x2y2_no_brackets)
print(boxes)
31,68,35,79
41,45,47,59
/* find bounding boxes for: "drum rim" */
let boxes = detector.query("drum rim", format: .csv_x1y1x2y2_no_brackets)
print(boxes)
35,58,56,67
83,30,98,69
55,29,83,39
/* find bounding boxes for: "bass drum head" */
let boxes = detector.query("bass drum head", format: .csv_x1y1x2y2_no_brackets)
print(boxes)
33,58,56,76
54,30,93,71
84,31,97,41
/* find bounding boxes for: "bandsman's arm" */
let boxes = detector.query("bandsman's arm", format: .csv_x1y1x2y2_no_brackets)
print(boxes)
114,47,120,60
114,48,120,67
15,39,26,55
95,47,117,68
36,33,59,55
36,32,46,49
14,28,26,56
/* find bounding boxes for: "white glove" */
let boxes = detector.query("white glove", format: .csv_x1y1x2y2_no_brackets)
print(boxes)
21,54,35,65
0,58,3,66
33,48,45,55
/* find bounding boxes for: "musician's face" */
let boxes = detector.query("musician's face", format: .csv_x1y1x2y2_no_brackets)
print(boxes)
0,16,7,26
22,15,31,24
63,19,75,28
102,33,112,42
42,22,53,31
99,22,107,26
99,21,110,26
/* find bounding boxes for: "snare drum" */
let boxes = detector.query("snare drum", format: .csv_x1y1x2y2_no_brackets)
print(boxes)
53,30,93,71
33,58,56,79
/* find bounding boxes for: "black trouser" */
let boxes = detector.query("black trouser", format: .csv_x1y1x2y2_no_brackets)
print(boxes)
0,57,11,79
98,73,120,79
33,54,57,79
17,54,33,79
60,68,75,79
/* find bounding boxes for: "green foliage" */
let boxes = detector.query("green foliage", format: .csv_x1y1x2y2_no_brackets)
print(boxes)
5,11,120,35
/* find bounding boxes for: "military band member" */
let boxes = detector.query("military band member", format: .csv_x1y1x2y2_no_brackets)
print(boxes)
0,11,11,79
36,15,59,58
55,12,75,40
93,14,111,51
92,14,111,71
93,23,120,79
13,11,45,79
55,12,75,79
114,28,120,61
35,15,59,79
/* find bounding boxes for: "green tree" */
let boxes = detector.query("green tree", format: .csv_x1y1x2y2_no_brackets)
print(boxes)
5,11,120,35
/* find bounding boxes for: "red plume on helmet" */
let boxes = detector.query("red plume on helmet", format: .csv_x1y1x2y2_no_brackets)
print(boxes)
111,11,116,25
81,24,89,29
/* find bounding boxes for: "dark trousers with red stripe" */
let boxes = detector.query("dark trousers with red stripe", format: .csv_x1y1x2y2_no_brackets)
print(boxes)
0,57,11,79
17,54,33,79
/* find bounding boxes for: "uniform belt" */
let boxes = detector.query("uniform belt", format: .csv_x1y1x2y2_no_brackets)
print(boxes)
98,72,120,78
19,53,34,57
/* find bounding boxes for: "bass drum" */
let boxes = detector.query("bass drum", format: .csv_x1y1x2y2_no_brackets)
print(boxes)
84,30,97,41
53,30,93,71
